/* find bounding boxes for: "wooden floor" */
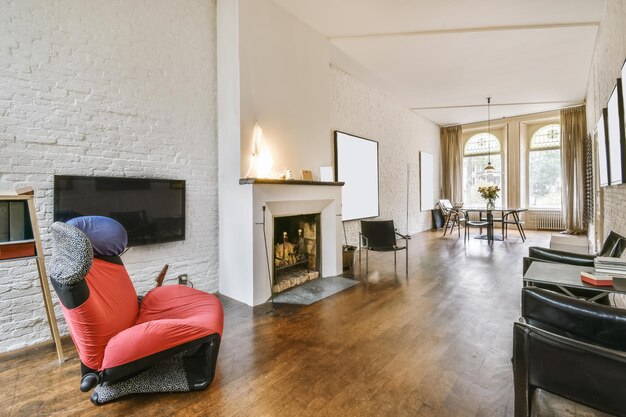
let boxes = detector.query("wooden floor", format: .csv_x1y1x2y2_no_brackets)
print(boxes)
0,229,552,417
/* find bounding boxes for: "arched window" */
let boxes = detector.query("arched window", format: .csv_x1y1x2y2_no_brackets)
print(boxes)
462,133,503,207
529,124,561,208
464,133,501,156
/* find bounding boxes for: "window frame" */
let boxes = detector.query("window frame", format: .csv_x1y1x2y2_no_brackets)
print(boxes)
526,123,562,209
462,132,504,208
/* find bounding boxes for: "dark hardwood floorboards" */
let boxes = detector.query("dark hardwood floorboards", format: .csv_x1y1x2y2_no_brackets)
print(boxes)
0,229,551,417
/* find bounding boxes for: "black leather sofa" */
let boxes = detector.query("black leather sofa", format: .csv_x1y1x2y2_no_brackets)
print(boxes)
513,287,626,417
522,231,626,275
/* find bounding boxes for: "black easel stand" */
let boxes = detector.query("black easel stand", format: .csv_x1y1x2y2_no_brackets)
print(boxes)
257,205,275,313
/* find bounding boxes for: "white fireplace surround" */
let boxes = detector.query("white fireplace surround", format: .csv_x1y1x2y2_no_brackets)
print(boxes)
219,182,343,306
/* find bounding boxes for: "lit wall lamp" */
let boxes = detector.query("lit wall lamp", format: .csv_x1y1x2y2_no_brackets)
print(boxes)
246,122,274,178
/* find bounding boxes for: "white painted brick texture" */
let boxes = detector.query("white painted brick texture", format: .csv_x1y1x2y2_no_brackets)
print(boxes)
586,0,626,242
0,0,218,352
330,66,441,245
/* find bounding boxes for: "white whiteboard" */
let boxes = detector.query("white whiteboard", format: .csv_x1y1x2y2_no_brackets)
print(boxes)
334,131,379,221
420,152,434,210
597,111,610,187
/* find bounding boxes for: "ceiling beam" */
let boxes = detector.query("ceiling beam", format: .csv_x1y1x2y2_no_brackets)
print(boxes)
410,100,583,111
329,22,599,41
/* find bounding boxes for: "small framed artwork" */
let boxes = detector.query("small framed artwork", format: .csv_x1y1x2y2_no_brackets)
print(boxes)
607,81,626,184
420,151,434,210
319,166,333,182
597,108,610,187
301,170,313,181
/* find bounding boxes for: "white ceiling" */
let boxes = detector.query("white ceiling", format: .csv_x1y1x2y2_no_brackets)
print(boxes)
273,0,607,126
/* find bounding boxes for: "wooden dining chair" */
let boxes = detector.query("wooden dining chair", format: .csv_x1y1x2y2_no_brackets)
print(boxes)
438,199,465,237
503,209,527,241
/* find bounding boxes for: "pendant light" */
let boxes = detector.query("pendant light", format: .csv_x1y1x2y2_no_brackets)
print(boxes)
484,97,495,173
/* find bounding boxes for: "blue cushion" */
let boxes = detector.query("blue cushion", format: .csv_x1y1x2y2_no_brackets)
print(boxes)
67,216,128,256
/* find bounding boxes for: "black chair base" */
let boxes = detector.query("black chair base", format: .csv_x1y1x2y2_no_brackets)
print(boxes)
91,335,220,404
530,389,614,417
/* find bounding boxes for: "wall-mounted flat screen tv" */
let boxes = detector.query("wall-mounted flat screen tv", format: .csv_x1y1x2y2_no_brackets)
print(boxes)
607,81,626,185
597,109,611,187
54,176,185,247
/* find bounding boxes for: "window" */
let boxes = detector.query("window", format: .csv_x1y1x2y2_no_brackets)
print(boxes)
462,133,503,207
528,124,561,208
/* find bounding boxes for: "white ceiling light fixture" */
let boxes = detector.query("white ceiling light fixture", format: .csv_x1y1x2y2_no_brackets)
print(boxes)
484,97,496,173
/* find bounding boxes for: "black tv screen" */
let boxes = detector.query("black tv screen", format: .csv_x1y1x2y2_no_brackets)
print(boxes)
54,176,185,247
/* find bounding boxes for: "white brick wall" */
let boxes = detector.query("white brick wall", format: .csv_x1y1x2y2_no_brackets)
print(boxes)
330,66,441,245
604,185,626,237
0,0,218,352
585,0,626,241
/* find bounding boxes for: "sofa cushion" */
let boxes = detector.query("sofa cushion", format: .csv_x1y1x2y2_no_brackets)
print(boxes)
67,216,128,256
101,285,223,370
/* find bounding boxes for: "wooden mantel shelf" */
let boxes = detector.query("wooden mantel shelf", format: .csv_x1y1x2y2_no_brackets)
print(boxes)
239,178,344,186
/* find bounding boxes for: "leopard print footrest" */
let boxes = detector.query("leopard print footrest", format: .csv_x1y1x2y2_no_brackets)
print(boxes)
91,353,190,405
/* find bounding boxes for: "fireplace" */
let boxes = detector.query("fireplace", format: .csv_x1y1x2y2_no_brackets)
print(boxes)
273,213,321,293
219,178,343,306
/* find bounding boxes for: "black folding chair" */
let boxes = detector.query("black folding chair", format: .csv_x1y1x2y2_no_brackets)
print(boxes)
359,220,409,275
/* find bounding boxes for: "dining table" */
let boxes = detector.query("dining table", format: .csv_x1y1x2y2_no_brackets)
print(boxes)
462,207,528,244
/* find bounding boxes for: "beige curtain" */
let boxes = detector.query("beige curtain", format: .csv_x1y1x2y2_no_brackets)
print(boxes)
440,125,463,202
561,106,587,233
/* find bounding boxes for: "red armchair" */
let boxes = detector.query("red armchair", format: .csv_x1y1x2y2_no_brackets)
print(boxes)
49,216,223,404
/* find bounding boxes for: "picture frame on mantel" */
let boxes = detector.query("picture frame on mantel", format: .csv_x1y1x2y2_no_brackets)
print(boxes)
319,166,333,182
334,131,380,221
301,170,313,181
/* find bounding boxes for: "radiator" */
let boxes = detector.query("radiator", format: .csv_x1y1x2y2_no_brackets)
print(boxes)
525,209,564,231
464,209,563,231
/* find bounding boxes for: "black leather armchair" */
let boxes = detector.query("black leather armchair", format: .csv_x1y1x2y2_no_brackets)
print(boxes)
513,287,626,417
522,231,626,275
359,220,409,275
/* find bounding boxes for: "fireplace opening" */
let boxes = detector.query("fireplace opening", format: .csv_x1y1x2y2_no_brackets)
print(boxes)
273,213,321,293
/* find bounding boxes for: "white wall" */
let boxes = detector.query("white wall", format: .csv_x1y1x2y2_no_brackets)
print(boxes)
0,0,218,352
238,0,332,179
217,0,255,305
330,66,441,245
585,0,626,241
219,0,444,306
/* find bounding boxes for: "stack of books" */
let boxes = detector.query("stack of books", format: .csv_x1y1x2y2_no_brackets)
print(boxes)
580,257,626,286
594,257,626,274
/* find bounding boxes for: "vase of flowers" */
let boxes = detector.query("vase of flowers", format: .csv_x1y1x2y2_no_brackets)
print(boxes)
478,185,500,210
